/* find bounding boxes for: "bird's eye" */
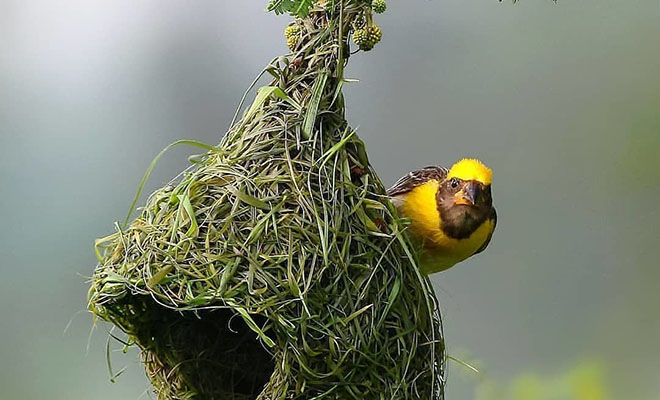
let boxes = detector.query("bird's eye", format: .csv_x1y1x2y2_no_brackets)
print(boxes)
450,178,459,189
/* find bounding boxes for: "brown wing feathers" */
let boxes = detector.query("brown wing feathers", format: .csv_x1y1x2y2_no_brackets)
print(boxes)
386,166,448,197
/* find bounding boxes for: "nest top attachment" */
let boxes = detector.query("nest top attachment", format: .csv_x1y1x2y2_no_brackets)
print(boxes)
89,2,444,399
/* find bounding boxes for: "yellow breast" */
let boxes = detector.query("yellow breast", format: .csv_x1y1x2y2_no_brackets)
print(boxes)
395,180,494,274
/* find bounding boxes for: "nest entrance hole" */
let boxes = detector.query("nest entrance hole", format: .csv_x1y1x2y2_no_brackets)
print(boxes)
127,297,276,399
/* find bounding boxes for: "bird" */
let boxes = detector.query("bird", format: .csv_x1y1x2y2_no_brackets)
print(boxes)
387,158,497,274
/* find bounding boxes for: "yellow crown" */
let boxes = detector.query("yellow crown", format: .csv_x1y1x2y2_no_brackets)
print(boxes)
447,158,493,185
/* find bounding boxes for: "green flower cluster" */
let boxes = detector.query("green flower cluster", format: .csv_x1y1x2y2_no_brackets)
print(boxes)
353,25,383,51
284,24,302,51
372,0,387,14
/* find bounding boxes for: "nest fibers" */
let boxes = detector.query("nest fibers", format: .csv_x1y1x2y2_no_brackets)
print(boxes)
89,5,445,400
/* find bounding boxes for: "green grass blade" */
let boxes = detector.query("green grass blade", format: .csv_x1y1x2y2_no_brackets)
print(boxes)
235,307,275,348
123,139,217,228
302,71,328,139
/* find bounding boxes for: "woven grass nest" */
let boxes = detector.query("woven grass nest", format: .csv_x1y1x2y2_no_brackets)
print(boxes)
89,2,445,399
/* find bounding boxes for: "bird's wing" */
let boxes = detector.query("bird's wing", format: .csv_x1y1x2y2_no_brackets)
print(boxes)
386,166,448,197
473,207,497,255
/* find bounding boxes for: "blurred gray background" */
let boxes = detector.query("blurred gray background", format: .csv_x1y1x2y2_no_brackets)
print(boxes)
1,0,659,399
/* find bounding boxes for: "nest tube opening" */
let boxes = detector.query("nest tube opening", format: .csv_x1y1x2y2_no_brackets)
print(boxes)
89,2,445,399
112,297,277,399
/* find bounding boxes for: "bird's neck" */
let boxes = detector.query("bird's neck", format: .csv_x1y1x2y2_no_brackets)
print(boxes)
437,202,490,239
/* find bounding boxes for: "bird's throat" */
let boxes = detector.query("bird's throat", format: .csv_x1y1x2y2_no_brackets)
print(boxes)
437,203,490,240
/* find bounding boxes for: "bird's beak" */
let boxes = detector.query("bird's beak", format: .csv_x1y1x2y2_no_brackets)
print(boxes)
455,181,480,206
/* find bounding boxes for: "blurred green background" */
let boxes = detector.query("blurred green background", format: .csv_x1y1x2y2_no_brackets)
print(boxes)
1,1,659,399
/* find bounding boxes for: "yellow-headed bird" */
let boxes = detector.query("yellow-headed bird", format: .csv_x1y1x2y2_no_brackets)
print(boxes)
387,159,496,274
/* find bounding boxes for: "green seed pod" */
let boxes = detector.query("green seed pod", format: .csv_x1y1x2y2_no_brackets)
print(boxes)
366,25,383,45
353,28,370,48
372,0,387,14
284,25,301,40
285,25,302,51
287,36,298,51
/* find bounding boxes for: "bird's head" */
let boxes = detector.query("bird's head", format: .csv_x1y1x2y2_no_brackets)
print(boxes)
442,158,493,208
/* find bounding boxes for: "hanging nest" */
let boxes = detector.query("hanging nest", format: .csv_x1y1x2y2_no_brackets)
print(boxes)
89,1,445,399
